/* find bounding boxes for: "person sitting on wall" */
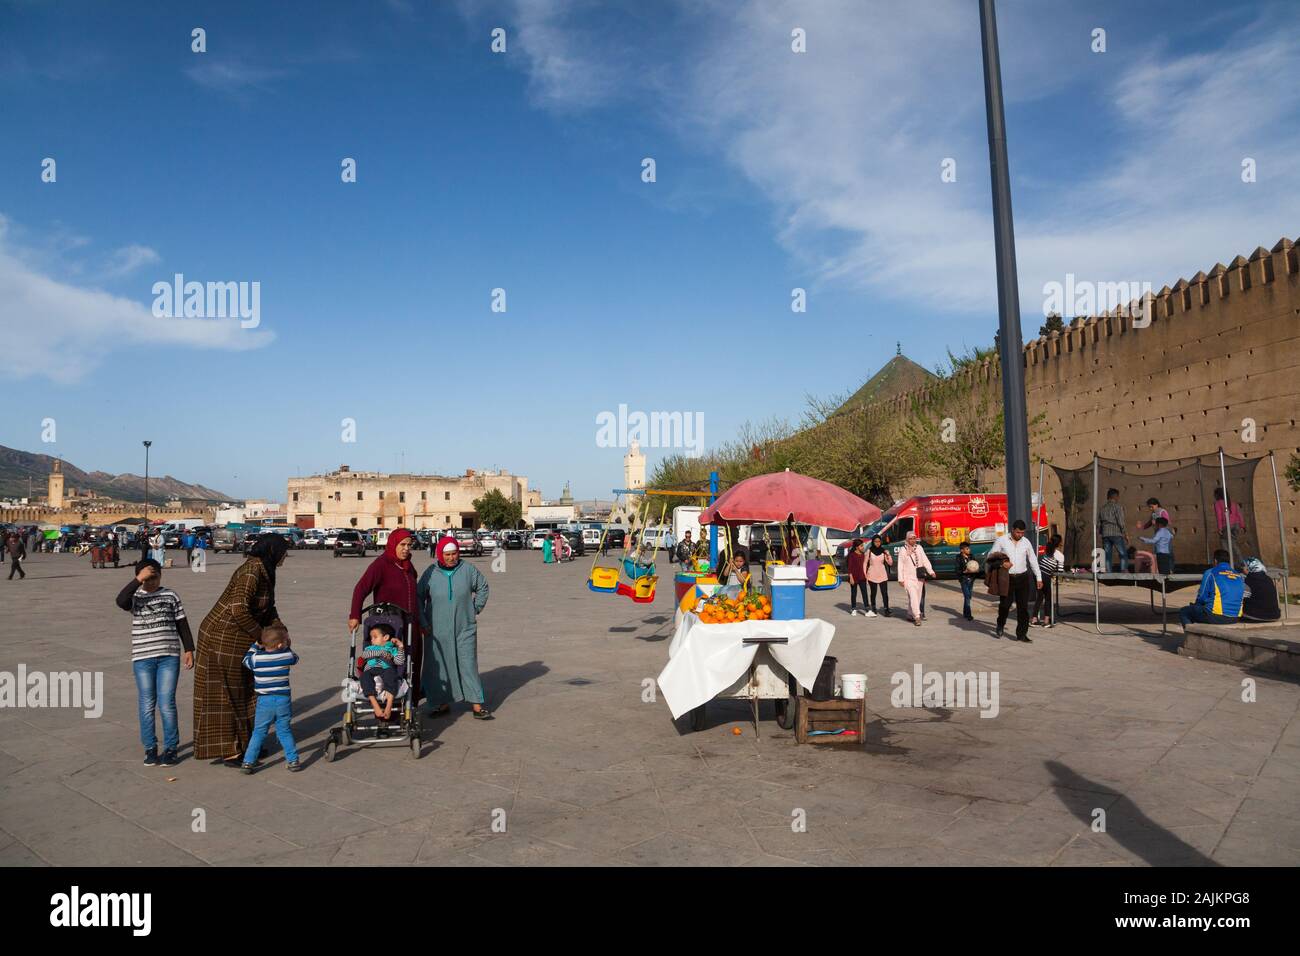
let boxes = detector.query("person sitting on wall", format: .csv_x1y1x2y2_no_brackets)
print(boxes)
1240,557,1281,622
1178,549,1245,627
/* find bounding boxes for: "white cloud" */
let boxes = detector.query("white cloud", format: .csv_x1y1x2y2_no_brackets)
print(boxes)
0,216,273,384
466,0,1300,321
186,59,287,94
98,243,160,280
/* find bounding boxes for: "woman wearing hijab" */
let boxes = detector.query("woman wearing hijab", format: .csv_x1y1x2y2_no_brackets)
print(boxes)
865,535,893,617
542,531,554,564
897,531,935,627
419,536,492,719
194,535,290,763
349,528,424,701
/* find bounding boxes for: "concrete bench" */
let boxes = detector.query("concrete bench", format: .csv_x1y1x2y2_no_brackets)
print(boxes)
1178,620,1300,676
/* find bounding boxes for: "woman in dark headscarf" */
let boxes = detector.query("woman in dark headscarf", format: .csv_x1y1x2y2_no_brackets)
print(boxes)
194,534,290,763
419,535,491,719
349,528,423,701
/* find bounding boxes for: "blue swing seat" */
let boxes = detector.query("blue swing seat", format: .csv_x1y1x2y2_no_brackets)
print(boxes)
623,558,655,580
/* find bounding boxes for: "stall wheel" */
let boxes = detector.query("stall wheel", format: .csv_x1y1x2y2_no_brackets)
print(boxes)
774,697,795,730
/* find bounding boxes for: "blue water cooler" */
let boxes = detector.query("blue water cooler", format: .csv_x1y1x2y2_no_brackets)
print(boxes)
770,565,807,620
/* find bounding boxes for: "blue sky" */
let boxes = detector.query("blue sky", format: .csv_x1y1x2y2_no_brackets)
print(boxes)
2,0,1297,502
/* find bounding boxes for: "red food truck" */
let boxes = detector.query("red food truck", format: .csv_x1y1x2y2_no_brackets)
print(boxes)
836,493,1049,579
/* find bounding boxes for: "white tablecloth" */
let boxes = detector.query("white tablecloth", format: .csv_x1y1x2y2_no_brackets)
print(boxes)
657,615,836,719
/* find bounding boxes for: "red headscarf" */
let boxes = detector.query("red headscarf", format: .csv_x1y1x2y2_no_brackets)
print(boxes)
436,535,460,568
385,528,414,571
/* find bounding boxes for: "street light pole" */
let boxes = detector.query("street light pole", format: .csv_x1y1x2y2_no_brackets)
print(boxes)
143,441,152,528
979,0,1033,529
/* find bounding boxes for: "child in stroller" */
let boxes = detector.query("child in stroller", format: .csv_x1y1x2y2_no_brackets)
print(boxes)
325,602,423,760
360,622,405,720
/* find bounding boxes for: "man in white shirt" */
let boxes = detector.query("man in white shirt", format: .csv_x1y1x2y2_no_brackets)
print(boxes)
987,519,1042,642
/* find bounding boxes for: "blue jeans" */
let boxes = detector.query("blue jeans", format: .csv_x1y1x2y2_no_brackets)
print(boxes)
1102,536,1127,572
959,576,974,616
133,655,180,752
243,695,298,765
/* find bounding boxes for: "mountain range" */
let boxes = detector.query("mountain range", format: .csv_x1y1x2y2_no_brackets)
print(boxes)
0,445,234,504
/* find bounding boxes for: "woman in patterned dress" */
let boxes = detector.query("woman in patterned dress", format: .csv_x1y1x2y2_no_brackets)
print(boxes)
193,535,290,763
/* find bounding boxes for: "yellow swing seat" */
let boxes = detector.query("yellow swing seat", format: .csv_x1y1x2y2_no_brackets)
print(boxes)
588,565,620,594
632,575,659,602
809,562,841,591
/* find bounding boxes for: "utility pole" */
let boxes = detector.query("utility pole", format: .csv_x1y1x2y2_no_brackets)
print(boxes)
143,441,152,527
979,0,1033,528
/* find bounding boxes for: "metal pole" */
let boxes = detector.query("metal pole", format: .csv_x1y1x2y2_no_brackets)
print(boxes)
709,471,719,568
143,441,152,527
1269,452,1290,617
1218,447,1232,568
1092,454,1100,631
980,0,1032,530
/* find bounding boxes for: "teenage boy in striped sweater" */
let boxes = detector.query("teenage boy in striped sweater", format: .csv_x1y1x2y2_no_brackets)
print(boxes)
241,625,301,773
115,559,195,767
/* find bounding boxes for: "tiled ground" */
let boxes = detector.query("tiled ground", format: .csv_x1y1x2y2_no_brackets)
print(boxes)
1,548,1296,866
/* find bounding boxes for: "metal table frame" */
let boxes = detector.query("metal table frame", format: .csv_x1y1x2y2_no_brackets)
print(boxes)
1057,570,1289,635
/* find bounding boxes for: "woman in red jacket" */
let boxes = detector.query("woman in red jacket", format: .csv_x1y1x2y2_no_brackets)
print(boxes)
349,528,423,702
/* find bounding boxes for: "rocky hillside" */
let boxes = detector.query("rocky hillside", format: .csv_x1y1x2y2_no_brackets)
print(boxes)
0,445,232,503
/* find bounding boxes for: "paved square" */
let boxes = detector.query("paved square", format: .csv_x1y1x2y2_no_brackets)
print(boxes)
2,549,1297,866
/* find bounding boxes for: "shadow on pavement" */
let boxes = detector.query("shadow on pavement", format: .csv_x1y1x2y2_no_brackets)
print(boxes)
1045,760,1219,866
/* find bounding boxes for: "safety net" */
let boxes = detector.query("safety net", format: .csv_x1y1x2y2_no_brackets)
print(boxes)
1050,454,1262,571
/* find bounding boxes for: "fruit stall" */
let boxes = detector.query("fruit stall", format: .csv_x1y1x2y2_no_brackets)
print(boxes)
656,470,881,737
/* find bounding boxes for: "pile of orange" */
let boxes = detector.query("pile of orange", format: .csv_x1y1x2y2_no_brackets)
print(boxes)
697,592,772,624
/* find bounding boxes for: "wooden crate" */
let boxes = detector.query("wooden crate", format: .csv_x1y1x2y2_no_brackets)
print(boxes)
796,696,867,744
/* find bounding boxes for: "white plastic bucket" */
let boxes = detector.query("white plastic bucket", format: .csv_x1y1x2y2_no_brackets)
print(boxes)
841,673,867,700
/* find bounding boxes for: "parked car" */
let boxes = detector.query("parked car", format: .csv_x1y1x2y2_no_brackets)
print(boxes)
528,531,550,550
605,528,626,549
333,530,368,557
501,530,523,550
581,528,602,551
302,530,326,549
211,527,244,554
452,529,483,556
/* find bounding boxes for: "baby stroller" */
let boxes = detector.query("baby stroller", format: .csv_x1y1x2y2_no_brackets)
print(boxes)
324,602,423,760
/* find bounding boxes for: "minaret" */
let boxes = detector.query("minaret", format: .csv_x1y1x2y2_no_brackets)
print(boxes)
47,459,65,509
623,440,645,492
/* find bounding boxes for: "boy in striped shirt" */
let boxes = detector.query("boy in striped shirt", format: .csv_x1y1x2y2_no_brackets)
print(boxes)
115,559,194,767
241,625,302,773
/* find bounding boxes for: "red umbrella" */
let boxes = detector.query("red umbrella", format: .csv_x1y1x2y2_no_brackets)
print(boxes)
699,469,882,530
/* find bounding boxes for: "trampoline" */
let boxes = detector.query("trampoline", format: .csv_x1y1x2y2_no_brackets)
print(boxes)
1046,451,1291,635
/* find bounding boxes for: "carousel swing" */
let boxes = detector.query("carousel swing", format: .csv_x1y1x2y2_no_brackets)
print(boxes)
586,495,623,594
805,524,842,591
615,500,665,603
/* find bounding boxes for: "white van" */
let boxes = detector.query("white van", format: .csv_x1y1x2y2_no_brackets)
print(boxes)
672,506,702,548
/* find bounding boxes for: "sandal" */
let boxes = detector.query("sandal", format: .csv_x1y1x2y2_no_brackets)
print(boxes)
472,708,494,720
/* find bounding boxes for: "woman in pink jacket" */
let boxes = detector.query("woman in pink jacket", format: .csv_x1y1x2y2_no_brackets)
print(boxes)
864,535,893,617
896,531,935,626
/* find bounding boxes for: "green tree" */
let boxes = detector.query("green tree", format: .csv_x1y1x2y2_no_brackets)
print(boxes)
898,348,1049,493
472,488,522,530
1286,451,1300,492
1038,312,1065,337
